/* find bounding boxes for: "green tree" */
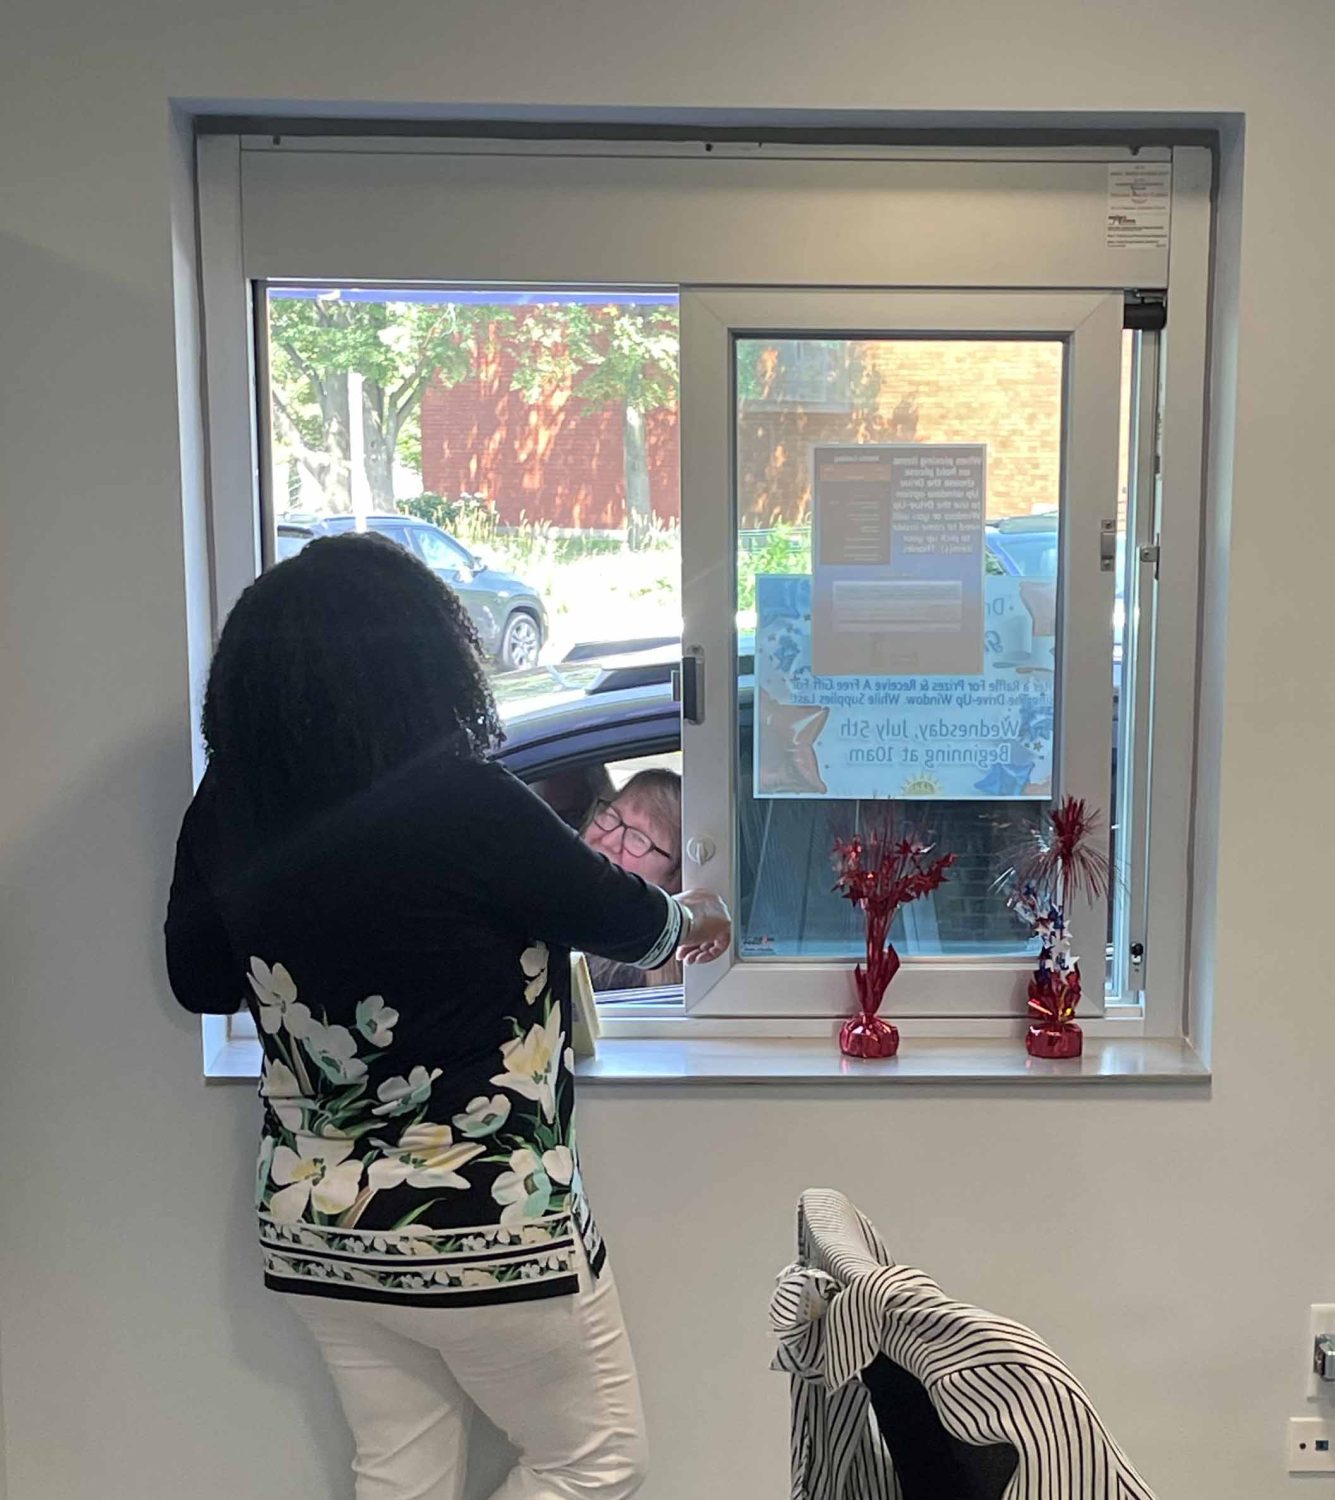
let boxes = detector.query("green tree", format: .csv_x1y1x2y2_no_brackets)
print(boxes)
736,338,887,412
736,523,811,611
269,297,357,511
508,302,679,549
268,295,509,511
268,294,679,536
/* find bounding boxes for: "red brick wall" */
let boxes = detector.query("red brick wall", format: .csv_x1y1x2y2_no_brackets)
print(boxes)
420,343,680,531
421,338,1105,531
738,341,1065,527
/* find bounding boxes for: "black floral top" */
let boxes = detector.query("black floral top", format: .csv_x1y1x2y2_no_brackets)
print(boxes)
165,753,682,1307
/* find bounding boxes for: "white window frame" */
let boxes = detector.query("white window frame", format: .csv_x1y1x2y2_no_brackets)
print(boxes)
680,288,1122,1019
193,133,1211,1053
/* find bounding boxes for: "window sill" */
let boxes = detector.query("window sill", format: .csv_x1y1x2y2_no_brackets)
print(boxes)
204,1030,1207,1086
574,1035,1208,1085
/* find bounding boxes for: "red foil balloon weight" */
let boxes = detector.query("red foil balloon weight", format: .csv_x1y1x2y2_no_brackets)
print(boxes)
1024,967,1084,1058
840,1016,901,1058
840,961,901,1058
832,826,955,1060
1026,1021,1083,1059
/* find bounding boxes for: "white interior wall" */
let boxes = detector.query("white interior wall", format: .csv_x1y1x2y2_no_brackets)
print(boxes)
0,4,1330,1497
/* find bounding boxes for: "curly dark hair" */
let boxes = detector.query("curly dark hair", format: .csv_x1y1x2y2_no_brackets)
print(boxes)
202,532,503,823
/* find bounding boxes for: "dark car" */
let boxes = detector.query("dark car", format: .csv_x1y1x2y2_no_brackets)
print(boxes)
277,514,548,671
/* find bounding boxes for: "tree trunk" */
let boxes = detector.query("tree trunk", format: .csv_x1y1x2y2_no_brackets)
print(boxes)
362,385,397,510
623,402,652,550
317,374,353,513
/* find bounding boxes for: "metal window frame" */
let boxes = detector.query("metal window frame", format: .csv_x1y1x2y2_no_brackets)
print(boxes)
193,133,1212,1042
1140,148,1213,1039
1110,327,1159,1013
679,288,1123,1019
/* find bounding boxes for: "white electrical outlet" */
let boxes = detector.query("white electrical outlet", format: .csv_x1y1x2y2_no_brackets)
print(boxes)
1309,1305,1335,1401
1290,1417,1335,1473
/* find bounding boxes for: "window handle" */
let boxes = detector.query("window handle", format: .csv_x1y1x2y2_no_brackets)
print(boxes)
680,649,704,726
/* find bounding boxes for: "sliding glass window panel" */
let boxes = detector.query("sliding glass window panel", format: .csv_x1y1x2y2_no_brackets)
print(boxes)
680,291,1123,1018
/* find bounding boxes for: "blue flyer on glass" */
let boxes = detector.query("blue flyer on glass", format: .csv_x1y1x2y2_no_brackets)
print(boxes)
754,573,1055,801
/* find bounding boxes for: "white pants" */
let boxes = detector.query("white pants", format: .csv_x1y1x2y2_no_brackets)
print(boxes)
287,1251,647,1500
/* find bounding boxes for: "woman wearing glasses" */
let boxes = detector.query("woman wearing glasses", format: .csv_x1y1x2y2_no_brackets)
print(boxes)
164,533,730,1500
582,771,686,994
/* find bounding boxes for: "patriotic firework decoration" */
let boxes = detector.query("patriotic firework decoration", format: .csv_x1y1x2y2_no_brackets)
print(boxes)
1002,797,1111,1059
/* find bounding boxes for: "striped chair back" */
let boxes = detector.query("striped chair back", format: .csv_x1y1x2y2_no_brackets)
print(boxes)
770,1189,1159,1500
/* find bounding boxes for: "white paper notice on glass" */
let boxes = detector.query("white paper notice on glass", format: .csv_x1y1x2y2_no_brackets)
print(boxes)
810,443,986,677
1106,162,1171,250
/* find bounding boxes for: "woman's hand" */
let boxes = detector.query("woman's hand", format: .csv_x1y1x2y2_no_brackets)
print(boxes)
675,889,733,965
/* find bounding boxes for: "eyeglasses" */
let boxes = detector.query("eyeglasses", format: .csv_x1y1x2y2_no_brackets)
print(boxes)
590,801,676,863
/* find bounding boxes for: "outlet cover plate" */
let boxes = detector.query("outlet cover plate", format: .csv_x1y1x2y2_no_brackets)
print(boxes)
1290,1417,1335,1473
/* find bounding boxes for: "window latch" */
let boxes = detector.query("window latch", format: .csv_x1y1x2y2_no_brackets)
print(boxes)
680,649,704,726
1315,1335,1335,1382
1100,519,1117,572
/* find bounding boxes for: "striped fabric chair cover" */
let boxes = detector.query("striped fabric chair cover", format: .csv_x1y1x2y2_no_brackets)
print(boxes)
770,1189,1159,1500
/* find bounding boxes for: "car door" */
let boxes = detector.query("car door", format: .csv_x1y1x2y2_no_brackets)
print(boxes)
367,521,416,553
407,525,500,652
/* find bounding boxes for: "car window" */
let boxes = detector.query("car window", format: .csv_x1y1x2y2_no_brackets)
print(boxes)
413,528,472,572
604,750,681,788
995,531,1058,578
529,749,684,1000
368,522,414,551
275,531,311,561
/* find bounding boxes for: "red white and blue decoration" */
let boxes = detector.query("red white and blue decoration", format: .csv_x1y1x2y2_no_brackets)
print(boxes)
1001,796,1111,1059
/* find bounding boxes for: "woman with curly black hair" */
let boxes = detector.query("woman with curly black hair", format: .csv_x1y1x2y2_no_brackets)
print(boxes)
165,532,729,1500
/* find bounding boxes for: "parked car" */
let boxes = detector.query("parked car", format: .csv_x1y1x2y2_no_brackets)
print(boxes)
276,514,548,671
985,512,1061,579
987,512,1126,663
494,648,684,785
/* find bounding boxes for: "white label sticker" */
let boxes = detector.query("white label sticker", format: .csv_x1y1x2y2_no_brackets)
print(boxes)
1106,162,1171,250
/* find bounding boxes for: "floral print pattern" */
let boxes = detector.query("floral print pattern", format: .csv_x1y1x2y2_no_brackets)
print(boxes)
366,1124,484,1192
269,1136,365,1222
261,1214,570,1260
250,958,312,1038
303,1020,368,1085
356,995,398,1046
453,1094,512,1138
521,942,549,1004
490,1008,565,1123
373,1066,443,1117
262,1246,576,1297
248,947,598,1305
